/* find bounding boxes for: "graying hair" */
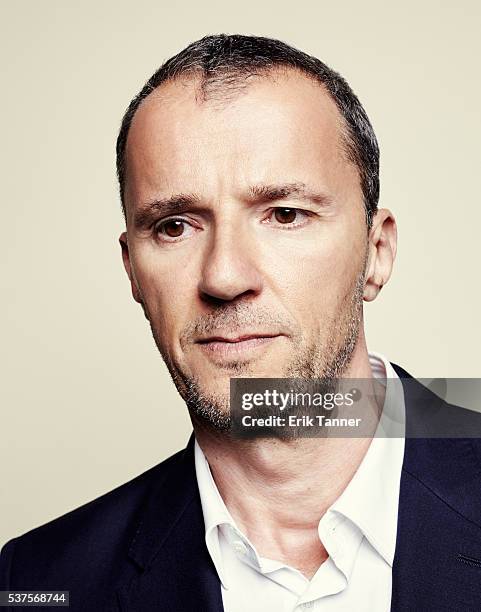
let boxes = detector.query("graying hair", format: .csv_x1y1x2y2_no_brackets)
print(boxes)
116,34,380,227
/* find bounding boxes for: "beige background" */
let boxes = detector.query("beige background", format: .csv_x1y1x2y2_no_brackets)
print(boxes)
1,0,480,548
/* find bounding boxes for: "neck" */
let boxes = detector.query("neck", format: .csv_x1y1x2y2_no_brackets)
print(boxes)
194,337,381,578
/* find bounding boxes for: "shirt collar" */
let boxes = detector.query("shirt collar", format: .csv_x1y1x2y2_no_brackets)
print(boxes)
329,352,406,567
194,438,233,589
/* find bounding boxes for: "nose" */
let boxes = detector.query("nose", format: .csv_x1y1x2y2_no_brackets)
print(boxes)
198,222,264,303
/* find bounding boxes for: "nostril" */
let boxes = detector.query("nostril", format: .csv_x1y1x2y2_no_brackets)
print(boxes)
199,288,258,308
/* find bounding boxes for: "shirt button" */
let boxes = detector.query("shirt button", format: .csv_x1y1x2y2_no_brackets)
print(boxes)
232,540,248,556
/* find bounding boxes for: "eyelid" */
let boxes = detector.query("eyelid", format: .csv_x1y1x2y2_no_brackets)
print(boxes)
154,215,189,228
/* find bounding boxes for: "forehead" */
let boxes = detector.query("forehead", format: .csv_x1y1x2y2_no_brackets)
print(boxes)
124,68,359,212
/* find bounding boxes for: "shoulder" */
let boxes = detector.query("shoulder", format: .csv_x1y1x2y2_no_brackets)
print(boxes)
391,363,481,525
392,362,481,437
0,445,186,591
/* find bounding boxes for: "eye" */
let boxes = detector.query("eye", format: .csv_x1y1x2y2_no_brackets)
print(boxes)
274,208,297,224
154,218,195,241
266,207,310,227
162,220,185,237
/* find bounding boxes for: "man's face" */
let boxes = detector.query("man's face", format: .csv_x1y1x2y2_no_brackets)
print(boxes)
121,69,369,425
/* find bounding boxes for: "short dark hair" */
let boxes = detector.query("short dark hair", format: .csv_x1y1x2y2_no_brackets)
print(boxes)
116,34,379,226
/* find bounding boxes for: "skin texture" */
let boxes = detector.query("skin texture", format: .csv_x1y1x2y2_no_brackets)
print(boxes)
119,67,397,577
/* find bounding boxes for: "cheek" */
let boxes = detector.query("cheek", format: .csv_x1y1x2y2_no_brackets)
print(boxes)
264,224,365,323
281,253,340,326
131,246,195,334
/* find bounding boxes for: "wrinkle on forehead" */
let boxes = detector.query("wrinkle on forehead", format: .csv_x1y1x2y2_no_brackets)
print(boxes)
124,67,360,216
129,66,348,150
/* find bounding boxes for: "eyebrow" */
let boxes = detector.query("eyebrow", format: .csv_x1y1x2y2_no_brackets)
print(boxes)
132,182,333,229
133,194,202,229
247,182,333,206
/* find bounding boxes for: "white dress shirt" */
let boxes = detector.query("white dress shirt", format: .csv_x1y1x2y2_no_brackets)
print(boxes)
194,352,406,611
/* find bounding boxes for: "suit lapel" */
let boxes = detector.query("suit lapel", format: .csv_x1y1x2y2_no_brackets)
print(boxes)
116,435,224,612
391,365,481,611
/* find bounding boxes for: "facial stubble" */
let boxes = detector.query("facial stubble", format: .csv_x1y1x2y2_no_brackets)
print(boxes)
144,249,368,433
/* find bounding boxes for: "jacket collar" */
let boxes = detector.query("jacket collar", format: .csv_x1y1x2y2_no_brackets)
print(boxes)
127,436,198,571
116,435,224,612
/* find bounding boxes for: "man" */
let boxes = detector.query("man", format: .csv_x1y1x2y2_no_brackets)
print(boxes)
2,34,481,612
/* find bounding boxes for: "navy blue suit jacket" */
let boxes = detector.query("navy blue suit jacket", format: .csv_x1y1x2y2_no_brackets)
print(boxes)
2,364,481,611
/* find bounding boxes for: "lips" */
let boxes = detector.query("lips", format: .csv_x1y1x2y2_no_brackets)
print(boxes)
196,333,280,344
195,333,284,363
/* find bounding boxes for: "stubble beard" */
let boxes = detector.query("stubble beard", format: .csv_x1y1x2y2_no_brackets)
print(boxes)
146,259,367,434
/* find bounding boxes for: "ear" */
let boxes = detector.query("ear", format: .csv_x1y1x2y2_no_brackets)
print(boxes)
119,231,143,304
363,209,397,302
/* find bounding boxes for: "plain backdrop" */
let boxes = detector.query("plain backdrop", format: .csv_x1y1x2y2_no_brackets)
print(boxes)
1,0,480,547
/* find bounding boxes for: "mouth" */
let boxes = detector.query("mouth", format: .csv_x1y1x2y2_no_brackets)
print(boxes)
195,333,285,362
